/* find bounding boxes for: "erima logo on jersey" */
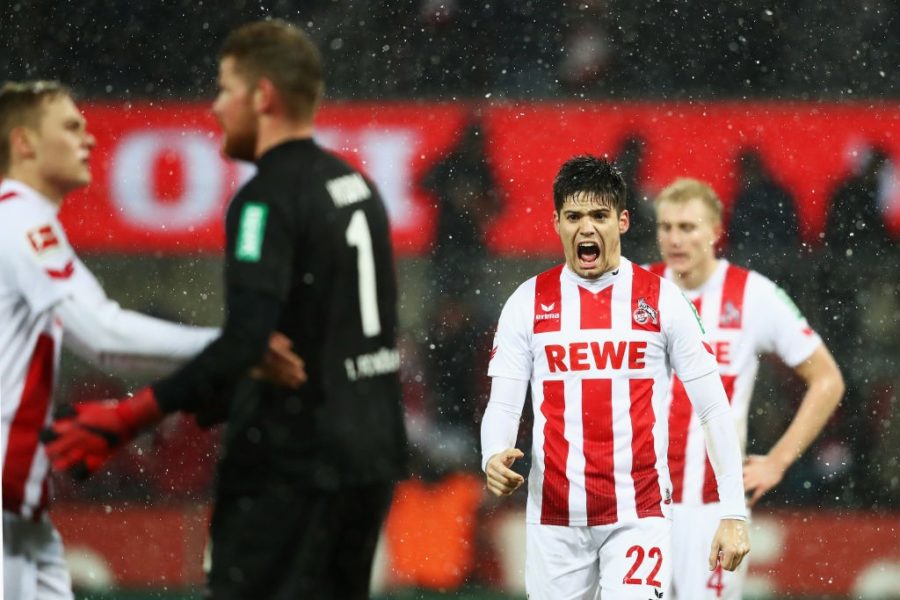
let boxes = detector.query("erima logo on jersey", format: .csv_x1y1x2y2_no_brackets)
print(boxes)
236,202,268,262
327,173,371,208
535,302,560,322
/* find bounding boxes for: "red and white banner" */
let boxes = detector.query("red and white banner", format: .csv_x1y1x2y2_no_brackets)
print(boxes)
59,102,900,256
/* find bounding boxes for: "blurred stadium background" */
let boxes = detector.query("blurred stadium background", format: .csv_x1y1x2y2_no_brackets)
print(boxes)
3,1,899,599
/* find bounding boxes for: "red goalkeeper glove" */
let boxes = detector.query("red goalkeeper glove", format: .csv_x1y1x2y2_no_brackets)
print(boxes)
42,387,164,476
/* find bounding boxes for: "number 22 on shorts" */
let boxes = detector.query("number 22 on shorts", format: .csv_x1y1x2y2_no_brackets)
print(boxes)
623,545,664,587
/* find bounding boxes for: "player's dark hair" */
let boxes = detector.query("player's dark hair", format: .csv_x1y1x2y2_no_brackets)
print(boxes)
220,19,324,122
0,80,70,174
553,155,627,214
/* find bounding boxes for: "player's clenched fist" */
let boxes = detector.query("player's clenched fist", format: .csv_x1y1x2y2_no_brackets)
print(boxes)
485,448,525,497
709,518,751,572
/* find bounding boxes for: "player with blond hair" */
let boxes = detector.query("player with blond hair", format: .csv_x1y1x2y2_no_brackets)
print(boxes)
43,20,407,599
0,80,300,600
650,177,844,599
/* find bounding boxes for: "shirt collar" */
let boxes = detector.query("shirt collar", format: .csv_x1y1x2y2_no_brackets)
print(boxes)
562,257,629,291
0,178,60,214
681,259,729,299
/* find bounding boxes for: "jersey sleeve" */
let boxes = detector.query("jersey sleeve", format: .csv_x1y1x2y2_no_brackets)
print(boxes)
487,280,534,381
0,214,93,316
224,184,297,301
660,279,719,382
752,275,822,367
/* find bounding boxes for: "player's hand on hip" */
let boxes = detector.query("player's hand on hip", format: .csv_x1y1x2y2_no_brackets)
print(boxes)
250,331,306,388
709,518,750,572
743,453,786,507
485,448,525,497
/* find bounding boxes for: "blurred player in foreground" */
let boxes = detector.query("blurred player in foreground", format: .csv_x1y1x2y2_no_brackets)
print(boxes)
0,80,300,600
44,20,407,600
481,156,749,599
649,178,843,599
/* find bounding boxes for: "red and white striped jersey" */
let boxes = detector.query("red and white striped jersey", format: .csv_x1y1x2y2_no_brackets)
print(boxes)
1,180,97,517
489,258,719,527
647,260,822,506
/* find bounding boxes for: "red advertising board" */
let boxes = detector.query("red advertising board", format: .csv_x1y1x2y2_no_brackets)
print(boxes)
51,504,900,595
59,102,900,256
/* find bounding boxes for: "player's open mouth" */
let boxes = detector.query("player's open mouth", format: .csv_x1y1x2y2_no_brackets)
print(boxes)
577,241,600,268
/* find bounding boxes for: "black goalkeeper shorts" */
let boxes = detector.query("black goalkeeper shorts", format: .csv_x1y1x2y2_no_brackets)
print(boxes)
206,480,395,600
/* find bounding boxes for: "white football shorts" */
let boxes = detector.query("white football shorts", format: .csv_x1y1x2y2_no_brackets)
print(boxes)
3,512,73,600
671,502,749,600
526,516,671,599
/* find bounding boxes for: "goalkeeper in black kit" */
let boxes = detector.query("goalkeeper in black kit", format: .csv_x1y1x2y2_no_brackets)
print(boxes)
44,20,408,600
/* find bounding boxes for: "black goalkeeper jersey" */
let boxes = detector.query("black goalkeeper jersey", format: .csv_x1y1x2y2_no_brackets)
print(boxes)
156,138,407,490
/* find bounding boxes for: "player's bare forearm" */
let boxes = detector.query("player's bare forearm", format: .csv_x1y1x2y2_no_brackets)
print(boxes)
709,518,750,572
770,345,843,466
485,448,525,497
745,346,843,505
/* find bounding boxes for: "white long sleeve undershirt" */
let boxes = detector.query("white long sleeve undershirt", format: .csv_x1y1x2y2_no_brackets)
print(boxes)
480,376,529,472
57,292,220,376
681,369,748,520
480,371,747,520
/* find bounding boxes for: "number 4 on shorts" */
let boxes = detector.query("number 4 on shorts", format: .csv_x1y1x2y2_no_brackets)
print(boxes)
707,563,724,597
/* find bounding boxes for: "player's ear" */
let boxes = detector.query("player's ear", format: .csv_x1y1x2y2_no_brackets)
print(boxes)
618,208,630,234
9,126,37,162
712,220,723,245
553,210,561,235
254,77,277,114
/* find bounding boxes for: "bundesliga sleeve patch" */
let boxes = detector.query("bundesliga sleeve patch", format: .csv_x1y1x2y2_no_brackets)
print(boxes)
235,202,269,262
26,223,60,254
